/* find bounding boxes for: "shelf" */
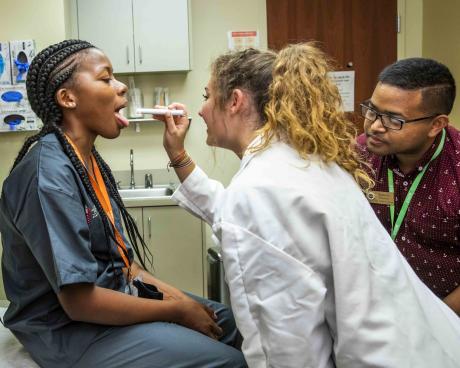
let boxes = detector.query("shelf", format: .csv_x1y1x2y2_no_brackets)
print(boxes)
127,118,163,133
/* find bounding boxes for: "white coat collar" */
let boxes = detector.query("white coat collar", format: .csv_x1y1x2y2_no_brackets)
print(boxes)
234,135,263,180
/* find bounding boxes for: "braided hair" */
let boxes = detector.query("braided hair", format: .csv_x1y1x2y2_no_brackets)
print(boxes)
13,39,152,275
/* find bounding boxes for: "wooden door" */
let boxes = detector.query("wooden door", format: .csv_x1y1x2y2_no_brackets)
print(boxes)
267,0,397,131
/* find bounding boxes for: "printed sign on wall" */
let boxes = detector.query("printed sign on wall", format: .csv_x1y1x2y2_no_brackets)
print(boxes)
227,31,260,51
328,71,355,112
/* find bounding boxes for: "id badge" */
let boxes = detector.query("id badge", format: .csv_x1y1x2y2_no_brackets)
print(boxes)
366,191,394,205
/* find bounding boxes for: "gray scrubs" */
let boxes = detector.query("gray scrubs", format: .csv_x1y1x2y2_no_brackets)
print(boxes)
0,134,246,368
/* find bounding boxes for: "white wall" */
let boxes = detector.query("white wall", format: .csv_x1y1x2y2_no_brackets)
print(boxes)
397,0,460,127
423,0,460,126
398,0,423,59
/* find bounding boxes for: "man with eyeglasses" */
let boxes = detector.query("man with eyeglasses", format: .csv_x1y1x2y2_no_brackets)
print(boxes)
357,58,460,315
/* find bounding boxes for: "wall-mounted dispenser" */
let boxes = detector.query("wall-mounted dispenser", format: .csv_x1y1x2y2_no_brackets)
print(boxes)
10,40,35,84
0,40,38,132
0,84,39,132
0,112,38,132
0,85,29,111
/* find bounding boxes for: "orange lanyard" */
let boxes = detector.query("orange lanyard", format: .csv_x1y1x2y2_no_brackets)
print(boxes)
64,135,131,271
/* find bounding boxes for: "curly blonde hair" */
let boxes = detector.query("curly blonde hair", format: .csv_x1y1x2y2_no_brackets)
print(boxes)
256,42,373,190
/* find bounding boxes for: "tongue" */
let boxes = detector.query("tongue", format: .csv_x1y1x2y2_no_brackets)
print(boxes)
115,112,129,127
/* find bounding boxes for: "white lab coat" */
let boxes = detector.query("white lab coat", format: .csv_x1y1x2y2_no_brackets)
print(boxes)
173,139,460,368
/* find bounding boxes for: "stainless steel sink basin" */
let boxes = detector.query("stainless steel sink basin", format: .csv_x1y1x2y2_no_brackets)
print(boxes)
118,187,174,199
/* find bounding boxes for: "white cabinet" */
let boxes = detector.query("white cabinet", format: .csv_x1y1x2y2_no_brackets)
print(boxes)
125,206,204,296
133,0,190,72
75,0,190,73
76,0,134,73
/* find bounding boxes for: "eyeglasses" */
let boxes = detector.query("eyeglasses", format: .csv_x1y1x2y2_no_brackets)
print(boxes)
360,103,439,131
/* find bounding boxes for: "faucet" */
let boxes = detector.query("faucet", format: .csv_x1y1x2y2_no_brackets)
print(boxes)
130,149,135,189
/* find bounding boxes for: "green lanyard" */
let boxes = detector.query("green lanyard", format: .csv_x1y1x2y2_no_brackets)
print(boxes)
388,128,446,240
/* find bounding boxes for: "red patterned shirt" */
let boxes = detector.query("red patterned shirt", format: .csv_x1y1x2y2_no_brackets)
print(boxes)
357,125,460,298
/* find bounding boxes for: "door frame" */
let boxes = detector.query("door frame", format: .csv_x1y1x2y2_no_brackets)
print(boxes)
397,0,423,59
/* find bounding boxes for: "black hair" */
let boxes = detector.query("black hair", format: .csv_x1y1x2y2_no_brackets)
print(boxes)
378,57,456,115
13,39,152,278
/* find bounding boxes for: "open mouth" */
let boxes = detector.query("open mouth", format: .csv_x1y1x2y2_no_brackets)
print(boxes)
114,102,129,128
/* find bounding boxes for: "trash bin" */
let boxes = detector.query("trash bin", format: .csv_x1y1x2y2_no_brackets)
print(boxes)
207,246,230,305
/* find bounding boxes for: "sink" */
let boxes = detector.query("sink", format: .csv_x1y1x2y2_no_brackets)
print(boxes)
118,187,174,199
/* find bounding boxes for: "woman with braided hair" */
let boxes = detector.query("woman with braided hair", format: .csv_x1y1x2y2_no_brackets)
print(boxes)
0,40,246,368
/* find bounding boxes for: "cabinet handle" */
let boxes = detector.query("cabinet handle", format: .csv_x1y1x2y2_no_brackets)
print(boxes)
126,46,130,64
139,45,142,64
148,216,151,238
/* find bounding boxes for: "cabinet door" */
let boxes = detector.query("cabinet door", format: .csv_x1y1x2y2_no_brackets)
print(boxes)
143,206,203,295
77,0,135,73
132,0,190,72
